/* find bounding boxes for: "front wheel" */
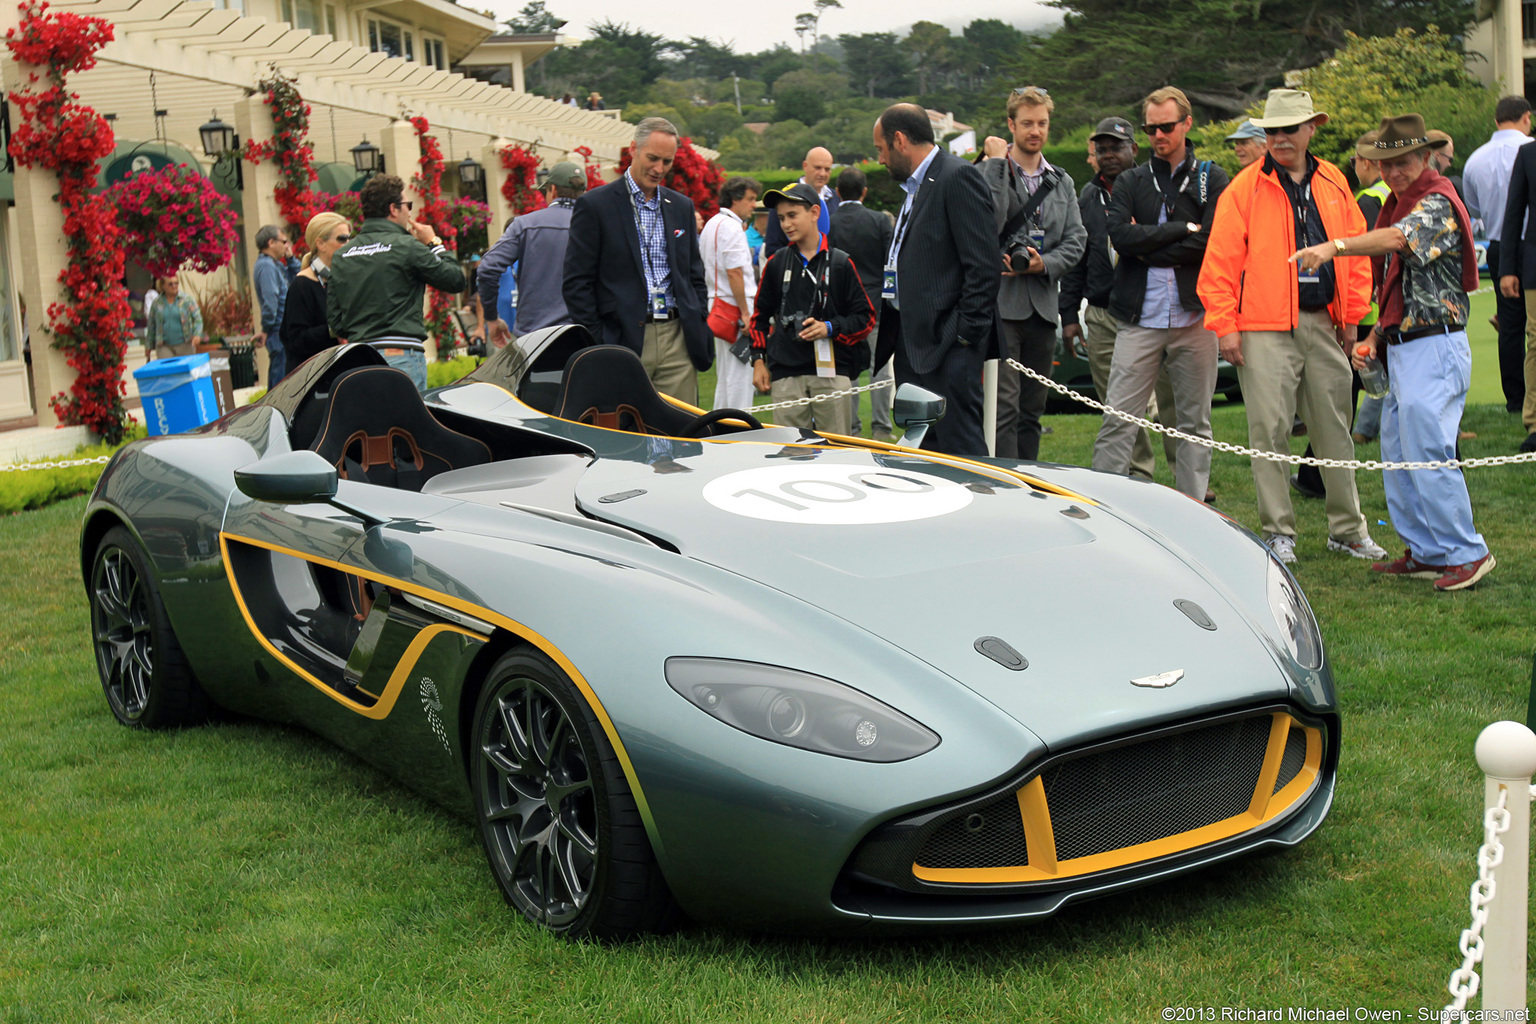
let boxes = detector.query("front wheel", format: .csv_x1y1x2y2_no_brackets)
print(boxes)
89,525,209,728
470,648,676,938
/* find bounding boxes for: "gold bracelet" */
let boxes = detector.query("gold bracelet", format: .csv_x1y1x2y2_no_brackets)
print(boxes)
1334,239,1347,254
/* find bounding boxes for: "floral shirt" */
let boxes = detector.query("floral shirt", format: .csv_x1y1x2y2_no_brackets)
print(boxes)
145,293,203,349
1389,193,1469,330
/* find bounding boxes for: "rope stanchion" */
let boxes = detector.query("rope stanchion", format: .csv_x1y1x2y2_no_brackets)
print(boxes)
1006,357,1536,472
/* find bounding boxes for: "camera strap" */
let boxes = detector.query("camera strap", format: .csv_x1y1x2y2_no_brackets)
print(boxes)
781,248,831,320
1000,168,1058,245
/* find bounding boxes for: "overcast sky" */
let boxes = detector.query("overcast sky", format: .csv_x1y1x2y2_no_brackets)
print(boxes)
483,0,1063,52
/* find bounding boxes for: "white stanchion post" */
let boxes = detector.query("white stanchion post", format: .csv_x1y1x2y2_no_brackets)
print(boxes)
983,359,998,457
1473,720,1536,1013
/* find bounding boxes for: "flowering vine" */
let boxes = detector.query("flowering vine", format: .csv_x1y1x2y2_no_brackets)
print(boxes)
572,145,605,191
411,116,463,359
105,164,239,280
243,69,324,245
499,144,546,215
617,136,724,218
5,0,132,441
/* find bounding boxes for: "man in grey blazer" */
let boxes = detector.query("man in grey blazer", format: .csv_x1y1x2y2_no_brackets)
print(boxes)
981,86,1086,460
872,103,1001,457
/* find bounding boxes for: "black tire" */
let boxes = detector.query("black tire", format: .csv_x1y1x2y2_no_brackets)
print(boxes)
470,647,676,939
89,525,209,728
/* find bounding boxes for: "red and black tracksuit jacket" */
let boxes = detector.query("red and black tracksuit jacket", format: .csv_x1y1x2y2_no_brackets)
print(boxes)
749,236,876,382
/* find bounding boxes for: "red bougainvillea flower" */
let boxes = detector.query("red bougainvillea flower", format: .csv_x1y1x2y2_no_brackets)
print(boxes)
105,163,239,279
617,137,724,217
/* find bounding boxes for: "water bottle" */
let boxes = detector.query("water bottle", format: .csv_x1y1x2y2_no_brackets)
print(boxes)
1357,344,1388,399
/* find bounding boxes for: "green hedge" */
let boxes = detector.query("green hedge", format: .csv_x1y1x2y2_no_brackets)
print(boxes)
0,426,147,515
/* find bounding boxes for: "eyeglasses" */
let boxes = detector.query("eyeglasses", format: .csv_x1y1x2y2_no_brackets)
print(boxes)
1264,124,1304,136
1011,85,1048,96
1141,121,1183,136
393,199,414,210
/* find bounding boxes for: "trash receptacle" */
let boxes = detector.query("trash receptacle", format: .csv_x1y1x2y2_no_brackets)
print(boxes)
224,340,257,389
132,353,219,437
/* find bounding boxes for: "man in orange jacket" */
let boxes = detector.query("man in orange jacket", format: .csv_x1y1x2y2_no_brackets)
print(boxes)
1198,89,1387,566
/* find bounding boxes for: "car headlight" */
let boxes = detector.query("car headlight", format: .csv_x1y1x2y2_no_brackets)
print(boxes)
1266,556,1323,670
665,658,939,762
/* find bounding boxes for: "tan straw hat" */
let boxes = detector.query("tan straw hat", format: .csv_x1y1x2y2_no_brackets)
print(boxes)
1249,88,1330,129
1355,114,1447,160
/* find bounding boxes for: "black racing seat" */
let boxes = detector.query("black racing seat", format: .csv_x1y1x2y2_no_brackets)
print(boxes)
309,365,492,491
552,344,697,436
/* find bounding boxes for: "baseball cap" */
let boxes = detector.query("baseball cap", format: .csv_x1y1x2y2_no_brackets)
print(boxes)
1090,117,1135,144
762,182,822,209
545,161,585,189
1225,120,1266,142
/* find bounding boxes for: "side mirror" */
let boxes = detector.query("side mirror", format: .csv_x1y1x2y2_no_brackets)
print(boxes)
893,383,946,449
234,450,338,504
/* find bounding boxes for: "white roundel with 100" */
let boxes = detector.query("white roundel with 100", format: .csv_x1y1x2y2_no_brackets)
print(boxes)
701,464,974,524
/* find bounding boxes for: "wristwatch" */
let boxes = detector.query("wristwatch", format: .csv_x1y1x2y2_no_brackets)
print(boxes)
1334,239,1347,254
429,236,443,247
1186,222,1200,234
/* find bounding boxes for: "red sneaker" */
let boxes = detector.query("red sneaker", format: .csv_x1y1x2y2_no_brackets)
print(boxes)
1371,550,1444,579
1433,553,1496,592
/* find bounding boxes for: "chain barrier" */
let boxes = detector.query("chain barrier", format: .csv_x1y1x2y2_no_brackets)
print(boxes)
1444,786,1511,1013
1007,357,1536,471
751,377,894,413
0,454,113,473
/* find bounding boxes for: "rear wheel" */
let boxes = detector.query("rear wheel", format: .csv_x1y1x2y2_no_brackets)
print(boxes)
470,648,675,938
89,525,208,728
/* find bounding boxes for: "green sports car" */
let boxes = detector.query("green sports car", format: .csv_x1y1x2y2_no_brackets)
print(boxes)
82,327,1336,938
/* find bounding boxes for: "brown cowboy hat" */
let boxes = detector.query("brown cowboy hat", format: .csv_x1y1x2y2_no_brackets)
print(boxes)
1355,114,1449,160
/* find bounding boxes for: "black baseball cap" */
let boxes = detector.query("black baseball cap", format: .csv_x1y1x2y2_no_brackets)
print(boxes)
1090,117,1135,144
763,182,821,209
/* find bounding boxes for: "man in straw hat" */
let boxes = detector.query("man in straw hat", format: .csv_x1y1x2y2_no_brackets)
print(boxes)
1292,114,1494,591
1198,88,1388,566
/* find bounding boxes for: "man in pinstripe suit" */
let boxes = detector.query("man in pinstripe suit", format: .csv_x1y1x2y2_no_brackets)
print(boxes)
872,103,1001,457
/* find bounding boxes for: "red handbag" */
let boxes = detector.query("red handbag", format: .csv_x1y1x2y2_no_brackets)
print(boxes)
705,217,742,341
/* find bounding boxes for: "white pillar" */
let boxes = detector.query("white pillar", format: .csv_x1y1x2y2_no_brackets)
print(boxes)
1473,720,1536,1014
380,119,420,207
235,93,283,338
483,137,511,242
1496,0,1525,97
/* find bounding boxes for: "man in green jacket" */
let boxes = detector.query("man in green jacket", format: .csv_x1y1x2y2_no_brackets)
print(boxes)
327,174,466,391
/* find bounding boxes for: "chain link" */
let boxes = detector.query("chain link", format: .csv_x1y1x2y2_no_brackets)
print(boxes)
1444,786,1511,1013
752,377,894,413
1008,357,1536,471
0,454,113,473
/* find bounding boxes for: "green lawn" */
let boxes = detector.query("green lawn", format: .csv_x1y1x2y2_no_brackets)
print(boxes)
3,382,1534,1020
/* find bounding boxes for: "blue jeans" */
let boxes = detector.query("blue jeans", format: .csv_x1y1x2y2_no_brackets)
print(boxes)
266,336,286,385
1379,329,1487,565
1353,393,1382,439
382,349,428,393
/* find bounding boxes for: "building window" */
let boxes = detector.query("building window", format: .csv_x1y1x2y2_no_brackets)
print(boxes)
368,18,413,60
325,4,337,38
280,0,321,32
422,36,446,70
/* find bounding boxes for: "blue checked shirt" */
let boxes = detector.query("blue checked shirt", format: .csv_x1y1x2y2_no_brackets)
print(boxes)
624,170,675,309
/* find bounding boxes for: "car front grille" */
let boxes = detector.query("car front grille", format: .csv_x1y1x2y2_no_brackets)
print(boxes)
845,708,1327,892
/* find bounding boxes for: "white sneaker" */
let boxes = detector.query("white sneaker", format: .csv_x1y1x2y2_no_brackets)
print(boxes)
1265,533,1297,564
1328,535,1389,561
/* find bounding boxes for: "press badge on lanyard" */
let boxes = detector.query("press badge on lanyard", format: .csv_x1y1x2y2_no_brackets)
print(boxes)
1294,183,1320,284
650,288,670,318
882,265,897,301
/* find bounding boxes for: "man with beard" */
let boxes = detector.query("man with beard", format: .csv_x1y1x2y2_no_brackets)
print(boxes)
871,103,999,456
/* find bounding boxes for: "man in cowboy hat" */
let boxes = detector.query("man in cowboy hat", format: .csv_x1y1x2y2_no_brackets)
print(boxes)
1198,88,1387,566
1292,114,1494,591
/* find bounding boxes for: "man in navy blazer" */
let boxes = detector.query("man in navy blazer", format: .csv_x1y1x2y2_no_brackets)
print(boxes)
1497,136,1536,453
564,117,713,403
872,103,1000,456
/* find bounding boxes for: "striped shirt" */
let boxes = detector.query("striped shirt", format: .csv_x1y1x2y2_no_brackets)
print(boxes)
624,170,675,308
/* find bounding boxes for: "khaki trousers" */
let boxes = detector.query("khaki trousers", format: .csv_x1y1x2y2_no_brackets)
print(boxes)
1083,304,1176,480
769,374,853,435
1236,309,1368,541
1522,292,1536,432
641,319,697,406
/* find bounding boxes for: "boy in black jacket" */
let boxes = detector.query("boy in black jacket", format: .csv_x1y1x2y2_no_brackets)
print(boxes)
749,182,876,435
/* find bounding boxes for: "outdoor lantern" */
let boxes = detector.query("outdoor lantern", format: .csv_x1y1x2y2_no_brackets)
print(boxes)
199,111,235,157
351,136,383,176
457,154,482,190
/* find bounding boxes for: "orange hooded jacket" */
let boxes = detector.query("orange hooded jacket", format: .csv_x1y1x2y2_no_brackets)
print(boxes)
1197,156,1372,339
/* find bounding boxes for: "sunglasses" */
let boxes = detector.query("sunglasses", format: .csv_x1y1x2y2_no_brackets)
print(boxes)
1011,85,1048,95
1264,124,1304,136
393,199,414,210
333,234,351,243
1141,121,1184,136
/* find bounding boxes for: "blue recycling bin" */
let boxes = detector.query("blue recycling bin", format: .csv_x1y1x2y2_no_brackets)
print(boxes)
133,353,219,437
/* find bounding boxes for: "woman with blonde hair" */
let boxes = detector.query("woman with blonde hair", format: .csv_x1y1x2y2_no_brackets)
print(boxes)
281,211,352,367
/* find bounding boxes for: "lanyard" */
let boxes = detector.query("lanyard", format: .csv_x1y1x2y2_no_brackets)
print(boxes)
1286,179,1314,245
1150,158,1193,217
890,194,916,264
782,248,831,319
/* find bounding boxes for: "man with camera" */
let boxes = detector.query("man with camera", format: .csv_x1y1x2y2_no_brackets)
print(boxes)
748,182,876,436
980,85,1086,460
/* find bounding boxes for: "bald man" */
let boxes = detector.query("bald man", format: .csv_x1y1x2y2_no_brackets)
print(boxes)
764,146,840,261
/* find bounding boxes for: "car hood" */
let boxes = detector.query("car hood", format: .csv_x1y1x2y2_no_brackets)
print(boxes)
572,441,1293,750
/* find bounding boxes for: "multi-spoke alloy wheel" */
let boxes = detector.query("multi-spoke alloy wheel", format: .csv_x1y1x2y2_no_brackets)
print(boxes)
471,649,675,938
88,526,207,728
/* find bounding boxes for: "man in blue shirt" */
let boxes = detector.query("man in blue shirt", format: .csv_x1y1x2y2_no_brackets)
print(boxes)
252,224,295,384
481,161,587,345
1465,95,1532,415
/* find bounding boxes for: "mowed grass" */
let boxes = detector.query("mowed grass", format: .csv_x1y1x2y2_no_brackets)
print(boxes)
4,328,1536,1020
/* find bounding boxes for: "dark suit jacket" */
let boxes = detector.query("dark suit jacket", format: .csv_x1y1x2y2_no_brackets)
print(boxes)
1500,144,1536,287
828,200,892,318
763,185,839,262
874,149,1001,376
563,177,713,370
